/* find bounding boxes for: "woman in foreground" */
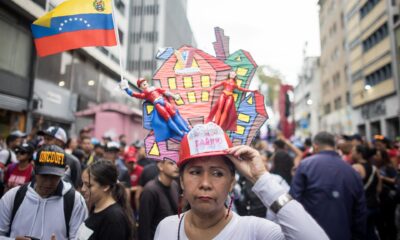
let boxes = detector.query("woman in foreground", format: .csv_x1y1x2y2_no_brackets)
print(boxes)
155,123,328,240
79,160,135,240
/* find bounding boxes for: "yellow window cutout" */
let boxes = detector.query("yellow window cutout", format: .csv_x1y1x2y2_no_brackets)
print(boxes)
236,125,245,135
236,67,248,76
233,93,238,102
187,92,196,103
184,77,193,88
235,56,241,61
168,77,177,90
247,96,253,105
174,60,184,70
238,113,250,123
236,79,243,87
201,76,211,88
146,105,154,115
192,59,199,68
149,143,160,156
201,91,209,102
174,95,184,105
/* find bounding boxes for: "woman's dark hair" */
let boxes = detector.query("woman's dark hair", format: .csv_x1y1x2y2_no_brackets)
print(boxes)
87,160,135,239
375,149,391,167
355,145,376,162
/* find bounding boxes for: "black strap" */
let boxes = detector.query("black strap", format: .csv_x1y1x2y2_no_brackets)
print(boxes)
64,187,75,239
7,183,29,236
7,183,75,239
177,214,184,240
6,149,12,166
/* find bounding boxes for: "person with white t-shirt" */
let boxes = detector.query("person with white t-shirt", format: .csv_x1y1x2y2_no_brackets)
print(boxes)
155,123,328,240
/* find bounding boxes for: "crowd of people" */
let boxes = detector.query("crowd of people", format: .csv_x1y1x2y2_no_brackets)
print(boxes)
0,121,399,239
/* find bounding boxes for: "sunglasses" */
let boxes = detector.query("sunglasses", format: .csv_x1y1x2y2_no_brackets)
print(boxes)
16,151,29,155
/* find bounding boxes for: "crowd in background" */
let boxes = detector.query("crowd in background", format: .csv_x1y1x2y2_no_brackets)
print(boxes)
0,120,399,239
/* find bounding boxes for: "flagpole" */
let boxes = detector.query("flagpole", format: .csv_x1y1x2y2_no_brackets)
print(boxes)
110,0,125,83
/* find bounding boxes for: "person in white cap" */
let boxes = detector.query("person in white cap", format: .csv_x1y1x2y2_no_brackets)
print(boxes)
38,126,82,189
155,123,328,240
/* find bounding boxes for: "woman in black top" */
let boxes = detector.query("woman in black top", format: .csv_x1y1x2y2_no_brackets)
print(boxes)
79,160,135,240
351,146,381,240
374,149,398,240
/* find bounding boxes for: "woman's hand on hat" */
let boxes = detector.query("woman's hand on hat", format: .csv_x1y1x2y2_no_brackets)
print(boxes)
226,145,267,184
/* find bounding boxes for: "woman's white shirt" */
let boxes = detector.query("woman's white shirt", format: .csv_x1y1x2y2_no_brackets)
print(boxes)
155,172,329,240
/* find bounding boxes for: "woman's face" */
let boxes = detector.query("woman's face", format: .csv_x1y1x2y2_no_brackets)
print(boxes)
181,156,235,215
81,170,108,206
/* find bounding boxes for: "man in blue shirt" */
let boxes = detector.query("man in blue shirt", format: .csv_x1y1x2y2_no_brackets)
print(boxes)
290,131,367,240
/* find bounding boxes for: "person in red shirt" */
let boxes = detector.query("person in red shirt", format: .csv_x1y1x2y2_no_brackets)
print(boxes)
124,148,143,213
4,142,35,192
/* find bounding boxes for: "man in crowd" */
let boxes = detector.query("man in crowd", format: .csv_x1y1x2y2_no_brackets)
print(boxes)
38,126,82,189
0,130,27,197
138,159,179,240
103,141,131,188
0,144,87,239
290,131,367,239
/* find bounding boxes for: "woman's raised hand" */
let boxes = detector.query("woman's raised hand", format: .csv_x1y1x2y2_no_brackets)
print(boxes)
226,145,267,184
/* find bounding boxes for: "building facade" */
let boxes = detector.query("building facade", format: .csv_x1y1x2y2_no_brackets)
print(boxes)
0,0,144,142
127,0,196,80
294,57,321,139
345,0,400,140
319,0,354,135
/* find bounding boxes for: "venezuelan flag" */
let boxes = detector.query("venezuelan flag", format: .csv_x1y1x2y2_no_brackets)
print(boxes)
31,0,117,57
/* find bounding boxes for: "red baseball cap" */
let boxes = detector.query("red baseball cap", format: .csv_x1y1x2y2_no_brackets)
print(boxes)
178,123,233,168
124,146,137,163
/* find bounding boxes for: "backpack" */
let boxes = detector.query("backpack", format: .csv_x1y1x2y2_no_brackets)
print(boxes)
7,183,75,238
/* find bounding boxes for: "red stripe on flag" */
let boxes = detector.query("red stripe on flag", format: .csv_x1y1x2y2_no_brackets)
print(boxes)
34,29,117,57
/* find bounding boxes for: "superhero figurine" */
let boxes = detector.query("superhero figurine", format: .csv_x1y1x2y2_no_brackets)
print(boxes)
120,78,189,141
206,71,257,131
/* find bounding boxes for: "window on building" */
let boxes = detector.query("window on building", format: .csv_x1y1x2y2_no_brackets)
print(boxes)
115,0,125,15
201,76,210,87
168,77,177,90
362,23,388,52
346,91,351,104
365,63,392,86
324,103,331,114
32,0,46,9
360,0,380,19
184,77,193,88
334,97,342,110
332,72,340,86
0,17,32,78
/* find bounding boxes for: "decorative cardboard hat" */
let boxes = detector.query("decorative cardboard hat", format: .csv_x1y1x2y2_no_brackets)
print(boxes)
178,123,232,168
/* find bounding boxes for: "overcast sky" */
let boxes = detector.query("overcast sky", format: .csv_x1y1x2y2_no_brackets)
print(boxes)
187,0,321,85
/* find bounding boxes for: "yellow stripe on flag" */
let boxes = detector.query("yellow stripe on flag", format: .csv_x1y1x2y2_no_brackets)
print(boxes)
34,0,113,27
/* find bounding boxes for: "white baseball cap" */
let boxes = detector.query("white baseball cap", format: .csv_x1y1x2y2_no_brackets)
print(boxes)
38,126,67,144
